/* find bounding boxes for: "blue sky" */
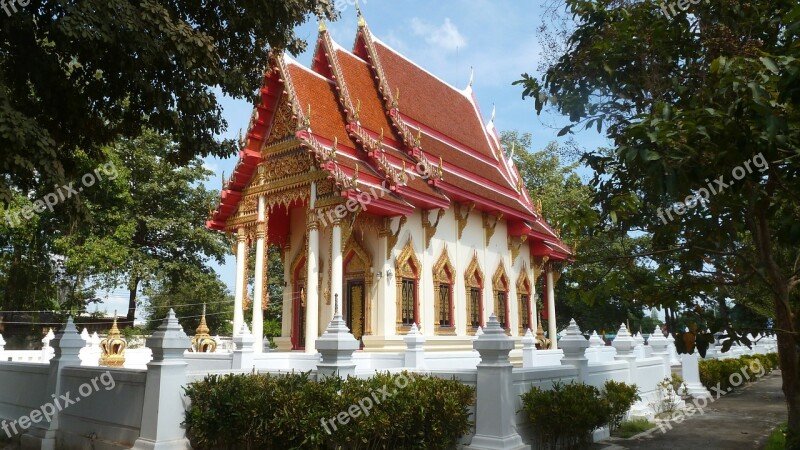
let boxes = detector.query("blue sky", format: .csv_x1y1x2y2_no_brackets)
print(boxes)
95,0,610,318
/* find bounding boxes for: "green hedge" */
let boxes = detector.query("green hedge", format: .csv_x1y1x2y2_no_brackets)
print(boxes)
698,353,779,392
183,371,475,450
521,380,639,449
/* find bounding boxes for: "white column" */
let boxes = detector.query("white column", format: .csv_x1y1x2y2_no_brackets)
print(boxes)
547,268,557,350
531,266,538,335
305,214,320,354
331,218,343,323
233,227,247,337
252,196,266,353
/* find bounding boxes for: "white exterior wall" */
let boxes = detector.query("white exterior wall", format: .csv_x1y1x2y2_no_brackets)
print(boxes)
279,205,538,346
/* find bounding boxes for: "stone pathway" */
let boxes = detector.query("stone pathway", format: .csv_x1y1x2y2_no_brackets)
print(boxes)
594,370,787,449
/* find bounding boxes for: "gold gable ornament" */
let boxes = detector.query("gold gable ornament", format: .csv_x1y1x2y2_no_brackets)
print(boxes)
191,304,218,353
99,314,127,367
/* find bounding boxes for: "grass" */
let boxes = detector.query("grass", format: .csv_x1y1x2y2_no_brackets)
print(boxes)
614,418,656,438
764,422,787,450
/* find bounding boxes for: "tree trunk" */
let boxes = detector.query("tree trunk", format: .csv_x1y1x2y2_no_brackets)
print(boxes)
748,202,800,447
126,276,140,325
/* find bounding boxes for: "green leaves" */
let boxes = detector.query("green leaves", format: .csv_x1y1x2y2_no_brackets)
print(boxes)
0,0,336,205
183,372,475,450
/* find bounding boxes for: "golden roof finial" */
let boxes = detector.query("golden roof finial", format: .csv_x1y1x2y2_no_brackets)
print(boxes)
319,20,327,32
356,0,366,27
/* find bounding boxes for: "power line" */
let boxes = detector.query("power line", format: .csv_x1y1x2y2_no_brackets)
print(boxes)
0,310,237,326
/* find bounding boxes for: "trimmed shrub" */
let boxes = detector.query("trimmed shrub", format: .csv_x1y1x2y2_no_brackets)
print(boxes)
327,372,474,449
602,380,640,432
521,381,611,449
183,371,474,450
698,353,779,392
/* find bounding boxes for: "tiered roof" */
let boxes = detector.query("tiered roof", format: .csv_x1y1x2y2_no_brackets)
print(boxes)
207,16,570,259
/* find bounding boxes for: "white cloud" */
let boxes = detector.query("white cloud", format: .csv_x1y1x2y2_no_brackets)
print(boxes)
409,17,467,52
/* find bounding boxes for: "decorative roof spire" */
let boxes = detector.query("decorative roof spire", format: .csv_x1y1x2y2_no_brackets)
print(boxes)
356,0,365,27
489,104,496,124
319,19,327,32
468,66,474,88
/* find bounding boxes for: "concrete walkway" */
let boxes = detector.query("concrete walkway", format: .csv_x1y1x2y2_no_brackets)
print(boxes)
595,370,787,449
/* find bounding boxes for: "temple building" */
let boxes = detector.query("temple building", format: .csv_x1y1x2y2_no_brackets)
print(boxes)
206,14,571,353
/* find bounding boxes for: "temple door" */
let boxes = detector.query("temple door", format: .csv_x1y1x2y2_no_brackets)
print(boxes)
346,280,365,341
292,281,306,350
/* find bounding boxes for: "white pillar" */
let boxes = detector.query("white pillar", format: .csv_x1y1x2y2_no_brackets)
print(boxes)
252,196,266,353
233,227,247,337
531,267,538,336
331,218,343,319
305,214,320,354
547,268,557,350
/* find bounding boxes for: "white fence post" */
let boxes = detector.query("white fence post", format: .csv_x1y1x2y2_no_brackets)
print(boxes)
403,323,427,369
21,317,83,450
232,323,255,371
470,314,528,450
315,300,359,380
559,319,589,380
680,352,711,399
132,309,192,450
521,329,536,368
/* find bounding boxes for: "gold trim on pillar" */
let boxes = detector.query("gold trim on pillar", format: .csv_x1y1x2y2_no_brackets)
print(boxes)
257,219,269,310
492,262,510,333
242,234,251,311
464,252,484,335
394,237,420,334
432,245,455,335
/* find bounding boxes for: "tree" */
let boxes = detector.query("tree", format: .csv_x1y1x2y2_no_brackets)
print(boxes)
0,0,336,204
517,0,800,443
144,268,233,336
504,132,656,333
55,130,228,322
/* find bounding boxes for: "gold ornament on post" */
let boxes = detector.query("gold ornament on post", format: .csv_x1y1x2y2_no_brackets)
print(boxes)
191,304,217,353
99,313,127,367
535,315,551,350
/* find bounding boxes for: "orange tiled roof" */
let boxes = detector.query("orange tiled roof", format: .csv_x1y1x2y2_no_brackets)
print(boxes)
207,20,569,258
